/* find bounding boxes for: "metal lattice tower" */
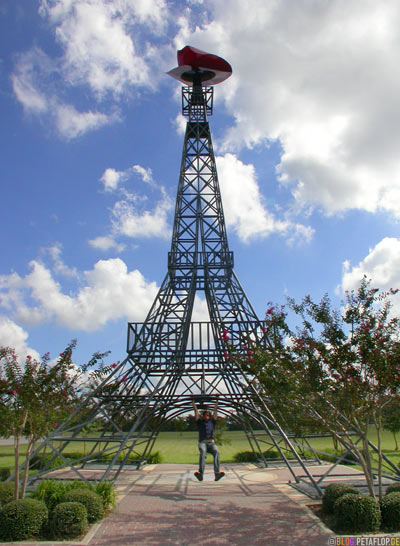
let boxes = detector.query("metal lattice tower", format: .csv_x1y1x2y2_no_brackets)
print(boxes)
23,48,339,497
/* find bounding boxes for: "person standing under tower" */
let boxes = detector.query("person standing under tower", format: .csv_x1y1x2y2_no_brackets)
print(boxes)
192,395,225,481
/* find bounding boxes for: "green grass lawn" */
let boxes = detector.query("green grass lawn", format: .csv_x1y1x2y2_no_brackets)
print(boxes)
1,429,399,468
151,430,254,463
0,444,29,471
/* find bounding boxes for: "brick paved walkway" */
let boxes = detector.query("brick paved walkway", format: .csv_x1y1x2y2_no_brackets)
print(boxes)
90,464,333,546
2,463,336,546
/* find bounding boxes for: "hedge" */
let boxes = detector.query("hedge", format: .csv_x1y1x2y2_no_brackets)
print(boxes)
60,488,104,522
0,499,48,541
48,501,88,539
322,482,359,514
381,491,400,531
0,481,14,508
334,493,381,533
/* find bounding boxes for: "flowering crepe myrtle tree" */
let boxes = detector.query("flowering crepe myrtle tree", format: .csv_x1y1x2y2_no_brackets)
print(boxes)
230,277,400,500
0,341,110,499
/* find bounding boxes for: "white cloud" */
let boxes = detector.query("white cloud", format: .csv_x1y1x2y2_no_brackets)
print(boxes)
175,0,400,217
95,164,172,244
191,296,210,322
55,103,115,139
45,243,79,278
341,238,400,297
11,48,118,139
173,113,187,136
11,48,49,114
0,258,159,332
0,316,40,361
39,0,167,98
88,236,126,253
132,165,154,185
340,238,400,317
100,168,123,192
100,164,154,192
216,153,313,243
111,189,172,240
12,0,171,137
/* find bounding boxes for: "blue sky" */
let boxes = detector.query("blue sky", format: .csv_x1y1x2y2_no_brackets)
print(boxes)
1,0,400,366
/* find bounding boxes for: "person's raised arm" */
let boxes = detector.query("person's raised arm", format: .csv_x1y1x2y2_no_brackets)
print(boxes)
192,397,200,421
213,394,219,420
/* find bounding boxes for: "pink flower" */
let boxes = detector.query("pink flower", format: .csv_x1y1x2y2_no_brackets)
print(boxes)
221,329,230,340
54,423,58,428
266,306,275,315
121,375,127,382
111,363,117,368
9,389,16,396
247,349,253,356
59,353,64,357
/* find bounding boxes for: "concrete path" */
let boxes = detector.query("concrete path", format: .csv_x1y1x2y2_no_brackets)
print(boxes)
2,463,334,546
0,438,27,446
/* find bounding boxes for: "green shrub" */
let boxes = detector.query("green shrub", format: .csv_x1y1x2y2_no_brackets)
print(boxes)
147,451,162,464
233,451,258,463
65,451,86,460
340,451,358,465
0,481,14,507
263,450,280,459
94,481,116,510
322,482,360,514
92,450,162,465
32,479,116,512
334,493,381,533
385,482,400,496
0,468,11,481
0,499,48,541
32,479,93,510
33,480,72,511
49,501,88,539
30,453,67,469
381,491,400,531
315,448,339,463
60,488,104,522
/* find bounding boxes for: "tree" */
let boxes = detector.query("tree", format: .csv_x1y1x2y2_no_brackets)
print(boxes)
231,277,400,500
173,417,188,436
0,341,110,499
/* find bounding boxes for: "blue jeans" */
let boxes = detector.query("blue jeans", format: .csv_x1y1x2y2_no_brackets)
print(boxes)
198,441,220,475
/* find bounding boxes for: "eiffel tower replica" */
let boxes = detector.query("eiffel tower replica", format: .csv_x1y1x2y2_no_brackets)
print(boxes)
25,47,332,497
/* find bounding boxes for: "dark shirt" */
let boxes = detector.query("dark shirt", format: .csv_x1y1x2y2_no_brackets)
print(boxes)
197,418,216,442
